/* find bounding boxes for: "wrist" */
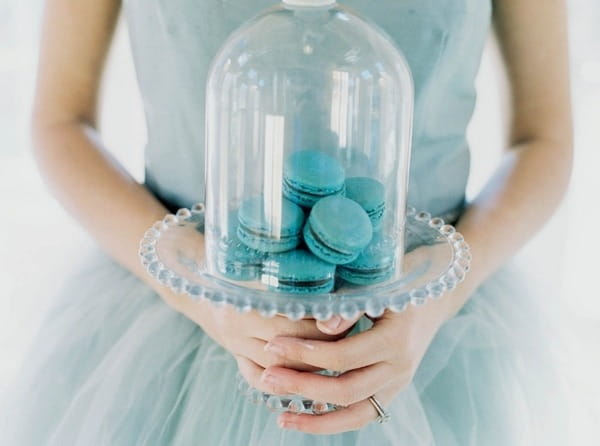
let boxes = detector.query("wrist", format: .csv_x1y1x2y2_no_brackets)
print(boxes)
439,281,477,323
157,287,194,315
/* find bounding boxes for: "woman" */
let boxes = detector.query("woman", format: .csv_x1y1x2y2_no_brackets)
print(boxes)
0,0,572,444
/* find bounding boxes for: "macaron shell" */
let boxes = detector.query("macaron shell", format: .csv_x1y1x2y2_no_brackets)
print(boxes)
237,196,304,252
307,195,373,256
336,148,373,177
217,237,266,281
283,179,344,208
267,277,334,294
283,150,345,207
338,235,396,285
238,196,305,237
237,227,300,253
262,249,335,294
303,223,356,264
337,267,393,285
344,177,386,229
337,259,394,285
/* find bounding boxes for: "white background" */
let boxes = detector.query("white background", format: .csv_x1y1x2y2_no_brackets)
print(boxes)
1,0,599,442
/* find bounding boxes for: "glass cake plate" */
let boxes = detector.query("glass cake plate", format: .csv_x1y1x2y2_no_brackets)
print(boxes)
140,204,470,319
140,203,471,414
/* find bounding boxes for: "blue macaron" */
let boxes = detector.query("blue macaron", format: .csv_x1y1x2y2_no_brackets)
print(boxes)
283,150,345,208
337,148,373,177
237,196,305,253
303,195,373,264
344,177,386,230
262,249,335,294
217,238,266,281
215,212,267,281
337,234,396,285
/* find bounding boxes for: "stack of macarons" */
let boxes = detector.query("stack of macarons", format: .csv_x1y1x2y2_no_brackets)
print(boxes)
217,149,397,293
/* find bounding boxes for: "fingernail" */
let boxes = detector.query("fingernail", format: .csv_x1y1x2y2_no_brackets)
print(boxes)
264,342,285,356
261,371,279,386
278,419,298,430
320,315,342,333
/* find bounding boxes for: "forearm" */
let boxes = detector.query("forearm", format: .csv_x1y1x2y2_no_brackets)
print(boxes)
442,137,572,319
33,120,189,309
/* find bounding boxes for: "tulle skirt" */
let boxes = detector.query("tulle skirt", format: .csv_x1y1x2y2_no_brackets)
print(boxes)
0,249,570,445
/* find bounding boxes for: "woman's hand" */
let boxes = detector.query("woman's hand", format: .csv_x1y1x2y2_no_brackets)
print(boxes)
243,289,462,434
162,287,346,373
155,225,347,372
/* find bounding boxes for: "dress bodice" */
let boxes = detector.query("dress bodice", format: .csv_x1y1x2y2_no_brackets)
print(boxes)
123,0,492,218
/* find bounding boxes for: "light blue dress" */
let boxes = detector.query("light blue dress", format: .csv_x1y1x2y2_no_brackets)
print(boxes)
0,1,569,444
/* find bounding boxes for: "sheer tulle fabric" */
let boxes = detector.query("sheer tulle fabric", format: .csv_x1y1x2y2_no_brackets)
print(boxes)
0,251,568,445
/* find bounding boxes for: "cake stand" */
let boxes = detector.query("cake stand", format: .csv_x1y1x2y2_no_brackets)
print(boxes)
140,203,471,414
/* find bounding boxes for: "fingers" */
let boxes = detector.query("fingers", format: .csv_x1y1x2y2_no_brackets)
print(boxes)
214,305,342,343
269,315,348,341
235,355,264,390
277,387,398,435
237,358,409,435
234,310,345,342
234,355,282,396
235,338,321,372
260,363,394,407
316,313,362,335
264,326,391,371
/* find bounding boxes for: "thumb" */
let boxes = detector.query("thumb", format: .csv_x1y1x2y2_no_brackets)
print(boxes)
316,313,363,335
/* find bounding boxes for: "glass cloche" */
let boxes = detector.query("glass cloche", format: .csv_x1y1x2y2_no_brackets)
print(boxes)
204,0,414,296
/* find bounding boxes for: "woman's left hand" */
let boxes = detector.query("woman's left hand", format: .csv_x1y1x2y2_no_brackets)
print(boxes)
240,289,461,434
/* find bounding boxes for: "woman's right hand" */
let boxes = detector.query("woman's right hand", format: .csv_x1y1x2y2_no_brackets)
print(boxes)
161,288,343,373
154,225,347,372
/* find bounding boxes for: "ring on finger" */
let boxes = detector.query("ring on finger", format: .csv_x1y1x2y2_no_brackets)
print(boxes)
367,395,391,424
